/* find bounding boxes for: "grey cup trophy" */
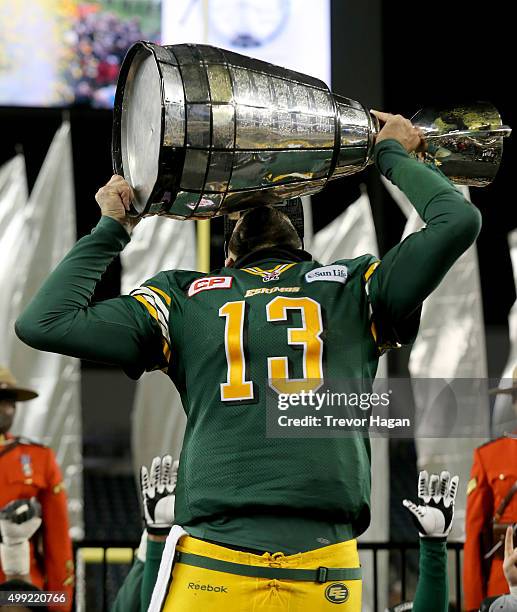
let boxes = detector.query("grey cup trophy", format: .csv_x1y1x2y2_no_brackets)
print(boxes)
112,41,511,219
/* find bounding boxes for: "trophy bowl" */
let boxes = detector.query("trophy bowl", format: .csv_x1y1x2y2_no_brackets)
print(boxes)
112,42,511,219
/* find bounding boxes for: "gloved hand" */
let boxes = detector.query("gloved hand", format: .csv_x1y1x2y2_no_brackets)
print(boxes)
140,455,178,536
0,498,42,545
0,498,42,577
402,470,459,540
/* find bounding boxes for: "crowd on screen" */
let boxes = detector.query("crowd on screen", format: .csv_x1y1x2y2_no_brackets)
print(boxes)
64,5,159,108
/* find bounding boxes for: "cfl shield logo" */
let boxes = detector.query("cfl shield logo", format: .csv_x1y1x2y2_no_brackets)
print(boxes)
262,271,280,282
188,276,233,297
325,583,349,604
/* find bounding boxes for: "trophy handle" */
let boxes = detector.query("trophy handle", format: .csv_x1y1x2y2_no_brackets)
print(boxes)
424,126,512,140
410,102,512,186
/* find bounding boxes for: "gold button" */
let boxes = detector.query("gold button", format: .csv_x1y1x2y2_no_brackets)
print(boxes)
25,478,33,485
499,474,505,480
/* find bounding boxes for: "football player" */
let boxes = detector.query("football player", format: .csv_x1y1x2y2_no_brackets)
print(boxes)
16,112,482,611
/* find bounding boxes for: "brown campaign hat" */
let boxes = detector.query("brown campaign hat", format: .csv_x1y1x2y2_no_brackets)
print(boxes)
489,365,517,395
0,366,38,402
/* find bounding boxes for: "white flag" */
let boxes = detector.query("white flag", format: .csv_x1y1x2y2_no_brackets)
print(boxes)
120,216,195,475
9,123,83,538
312,190,388,612
300,195,313,251
0,154,28,363
492,229,517,435
385,177,489,540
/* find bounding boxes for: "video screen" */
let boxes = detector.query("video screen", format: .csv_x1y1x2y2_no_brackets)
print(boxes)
0,0,329,109
0,0,161,108
163,0,331,85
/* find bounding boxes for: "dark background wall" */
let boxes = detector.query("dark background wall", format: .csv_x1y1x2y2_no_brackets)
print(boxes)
379,1,516,381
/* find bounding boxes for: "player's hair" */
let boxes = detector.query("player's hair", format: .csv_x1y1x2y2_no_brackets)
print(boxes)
227,206,302,259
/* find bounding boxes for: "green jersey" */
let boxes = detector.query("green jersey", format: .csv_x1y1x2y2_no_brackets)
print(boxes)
15,139,482,553
129,253,388,552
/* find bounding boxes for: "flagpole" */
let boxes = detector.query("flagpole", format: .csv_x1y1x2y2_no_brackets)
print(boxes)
196,0,211,273
196,219,211,273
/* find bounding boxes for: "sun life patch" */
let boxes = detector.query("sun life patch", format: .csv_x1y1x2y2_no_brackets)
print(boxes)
305,265,348,285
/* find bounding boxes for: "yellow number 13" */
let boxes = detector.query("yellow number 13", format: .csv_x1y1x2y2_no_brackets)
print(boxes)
219,296,324,401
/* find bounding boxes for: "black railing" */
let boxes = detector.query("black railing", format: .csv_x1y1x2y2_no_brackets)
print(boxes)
357,541,464,611
74,540,464,612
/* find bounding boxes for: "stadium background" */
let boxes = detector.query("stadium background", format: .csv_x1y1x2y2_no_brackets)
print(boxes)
0,0,515,609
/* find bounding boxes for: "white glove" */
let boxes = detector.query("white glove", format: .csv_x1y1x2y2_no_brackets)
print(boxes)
140,455,178,535
402,470,459,539
0,498,42,577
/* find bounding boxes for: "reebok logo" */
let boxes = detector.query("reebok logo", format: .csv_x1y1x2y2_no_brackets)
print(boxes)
187,582,228,593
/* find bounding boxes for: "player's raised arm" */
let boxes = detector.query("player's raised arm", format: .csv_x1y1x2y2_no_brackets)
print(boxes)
400,470,458,612
15,176,164,377
367,111,482,346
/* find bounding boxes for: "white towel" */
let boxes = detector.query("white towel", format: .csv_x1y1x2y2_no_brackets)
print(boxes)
147,525,188,612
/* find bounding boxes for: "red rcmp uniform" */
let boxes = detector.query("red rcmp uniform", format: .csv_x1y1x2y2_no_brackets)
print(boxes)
463,435,517,610
0,433,74,611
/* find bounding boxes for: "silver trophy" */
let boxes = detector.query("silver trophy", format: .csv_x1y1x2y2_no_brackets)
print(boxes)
112,42,511,219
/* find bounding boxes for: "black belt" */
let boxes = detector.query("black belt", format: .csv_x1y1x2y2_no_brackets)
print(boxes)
175,551,362,583
203,538,267,555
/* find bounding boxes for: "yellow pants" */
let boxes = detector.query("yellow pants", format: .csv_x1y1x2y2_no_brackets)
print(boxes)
162,535,362,611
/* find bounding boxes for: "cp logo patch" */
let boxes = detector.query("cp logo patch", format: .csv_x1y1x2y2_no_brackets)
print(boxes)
325,583,349,604
188,276,233,297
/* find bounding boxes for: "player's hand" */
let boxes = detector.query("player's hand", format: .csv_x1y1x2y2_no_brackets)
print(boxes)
402,470,459,539
95,174,140,234
371,110,426,153
140,455,178,536
0,498,42,545
503,525,517,588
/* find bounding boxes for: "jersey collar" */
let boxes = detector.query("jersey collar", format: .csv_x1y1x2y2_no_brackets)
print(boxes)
235,246,312,269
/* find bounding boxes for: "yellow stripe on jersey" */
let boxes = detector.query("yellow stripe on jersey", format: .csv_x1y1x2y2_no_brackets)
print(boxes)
133,294,158,319
162,343,171,363
363,262,380,349
364,260,380,282
130,287,171,341
363,260,400,354
148,285,172,306
130,287,171,363
370,320,378,343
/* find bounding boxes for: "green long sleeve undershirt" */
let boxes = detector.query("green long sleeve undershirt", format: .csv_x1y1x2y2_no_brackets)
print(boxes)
15,139,481,371
413,539,449,612
140,539,165,612
110,538,165,612
15,212,161,379
370,139,481,342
